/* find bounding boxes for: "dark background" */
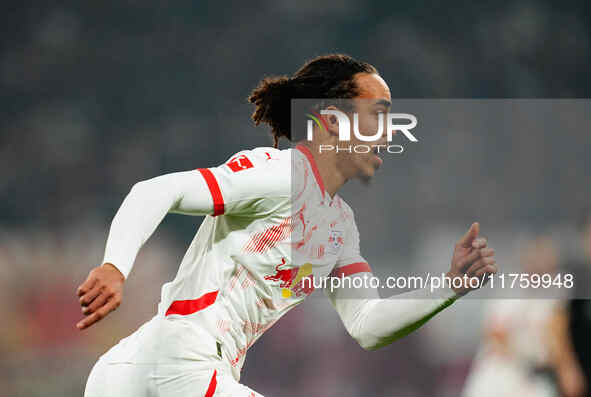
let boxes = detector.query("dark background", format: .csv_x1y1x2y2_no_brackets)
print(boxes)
2,1,591,396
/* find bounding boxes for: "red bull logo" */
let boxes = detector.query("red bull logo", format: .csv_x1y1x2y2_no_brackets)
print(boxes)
264,258,314,298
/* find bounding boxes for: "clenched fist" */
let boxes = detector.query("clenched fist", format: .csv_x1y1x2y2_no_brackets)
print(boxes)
446,222,497,296
76,263,125,330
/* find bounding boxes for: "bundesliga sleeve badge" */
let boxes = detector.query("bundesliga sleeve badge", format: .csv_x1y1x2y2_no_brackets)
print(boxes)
227,155,254,172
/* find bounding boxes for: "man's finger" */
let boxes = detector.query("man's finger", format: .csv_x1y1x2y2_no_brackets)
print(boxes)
76,311,100,330
76,298,118,330
77,276,97,297
82,290,110,315
479,247,494,257
475,264,498,278
466,257,496,276
457,248,482,272
472,237,488,249
465,258,488,277
79,285,102,306
458,222,480,248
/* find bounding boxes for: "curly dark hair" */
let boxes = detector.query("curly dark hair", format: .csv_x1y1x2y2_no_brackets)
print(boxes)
247,54,378,147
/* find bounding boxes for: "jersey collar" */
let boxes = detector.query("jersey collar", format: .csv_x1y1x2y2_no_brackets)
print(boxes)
296,144,326,200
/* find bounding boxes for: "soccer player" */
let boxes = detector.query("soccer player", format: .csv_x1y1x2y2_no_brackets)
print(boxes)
78,54,497,397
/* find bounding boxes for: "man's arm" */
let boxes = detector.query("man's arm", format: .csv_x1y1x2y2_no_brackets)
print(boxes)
76,148,289,330
101,171,215,278
327,222,497,351
76,170,214,330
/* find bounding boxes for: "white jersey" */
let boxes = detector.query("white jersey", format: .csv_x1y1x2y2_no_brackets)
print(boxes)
104,145,370,380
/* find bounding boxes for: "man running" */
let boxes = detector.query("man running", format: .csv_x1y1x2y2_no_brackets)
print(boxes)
78,54,497,396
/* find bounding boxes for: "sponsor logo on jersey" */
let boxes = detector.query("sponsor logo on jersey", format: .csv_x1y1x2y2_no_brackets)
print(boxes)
227,154,254,172
264,258,314,298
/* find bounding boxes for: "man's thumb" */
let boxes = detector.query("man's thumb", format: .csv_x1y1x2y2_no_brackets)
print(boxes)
459,222,480,248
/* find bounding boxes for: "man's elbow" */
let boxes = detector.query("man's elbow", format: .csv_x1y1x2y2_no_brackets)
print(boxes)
345,303,385,351
358,340,380,352
350,328,380,352
351,326,408,351
128,179,164,199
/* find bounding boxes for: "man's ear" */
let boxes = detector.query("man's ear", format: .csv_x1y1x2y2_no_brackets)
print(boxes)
323,105,340,137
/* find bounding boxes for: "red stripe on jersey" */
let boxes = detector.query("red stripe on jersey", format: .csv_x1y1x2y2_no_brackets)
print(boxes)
329,262,372,278
198,168,224,216
205,370,217,397
243,217,293,253
296,144,325,199
165,290,219,316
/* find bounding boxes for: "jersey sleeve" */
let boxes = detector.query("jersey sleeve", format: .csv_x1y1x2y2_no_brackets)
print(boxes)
197,148,289,217
329,211,372,278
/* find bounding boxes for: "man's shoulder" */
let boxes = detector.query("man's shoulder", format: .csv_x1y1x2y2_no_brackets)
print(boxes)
222,147,291,171
215,147,291,198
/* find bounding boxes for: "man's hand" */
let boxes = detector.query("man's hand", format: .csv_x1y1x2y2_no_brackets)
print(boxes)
446,222,497,296
76,263,124,330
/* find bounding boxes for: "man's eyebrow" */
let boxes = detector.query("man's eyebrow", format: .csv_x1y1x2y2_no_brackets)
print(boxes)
374,99,391,108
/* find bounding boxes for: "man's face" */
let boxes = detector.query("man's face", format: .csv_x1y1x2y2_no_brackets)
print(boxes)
338,73,392,182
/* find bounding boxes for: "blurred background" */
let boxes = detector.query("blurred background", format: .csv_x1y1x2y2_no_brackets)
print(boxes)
2,1,591,396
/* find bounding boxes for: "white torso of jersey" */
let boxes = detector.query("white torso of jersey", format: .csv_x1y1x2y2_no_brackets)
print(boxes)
110,145,368,381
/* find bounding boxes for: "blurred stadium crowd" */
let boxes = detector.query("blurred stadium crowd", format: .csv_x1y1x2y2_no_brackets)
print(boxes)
2,1,591,396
